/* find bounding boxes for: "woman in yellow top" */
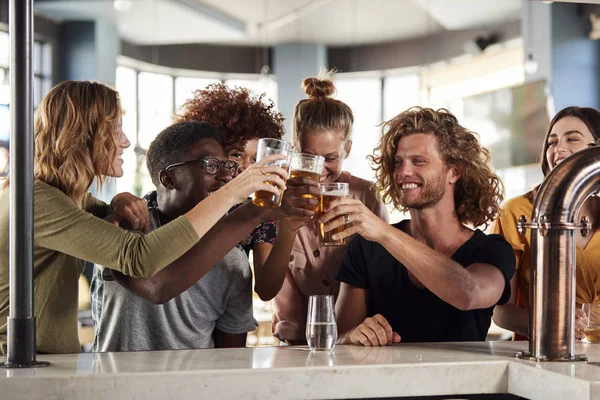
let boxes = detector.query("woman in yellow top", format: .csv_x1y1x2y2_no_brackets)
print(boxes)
492,106,600,339
0,80,288,354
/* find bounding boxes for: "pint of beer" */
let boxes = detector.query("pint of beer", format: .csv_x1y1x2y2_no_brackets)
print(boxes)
582,303,600,343
290,153,325,212
253,138,294,208
318,183,350,246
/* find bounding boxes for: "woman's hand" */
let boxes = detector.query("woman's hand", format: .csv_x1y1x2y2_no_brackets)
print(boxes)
111,192,150,233
260,175,321,230
318,198,388,243
221,154,290,205
576,308,588,342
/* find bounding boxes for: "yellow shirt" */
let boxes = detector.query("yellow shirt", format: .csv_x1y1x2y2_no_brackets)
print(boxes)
0,180,199,354
491,194,600,309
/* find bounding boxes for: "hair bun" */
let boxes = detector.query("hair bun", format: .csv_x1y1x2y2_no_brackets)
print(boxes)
302,77,336,99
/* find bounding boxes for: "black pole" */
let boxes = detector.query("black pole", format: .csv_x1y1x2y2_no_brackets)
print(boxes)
1,0,49,369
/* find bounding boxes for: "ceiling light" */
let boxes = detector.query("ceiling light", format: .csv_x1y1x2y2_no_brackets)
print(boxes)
113,0,132,13
525,52,539,75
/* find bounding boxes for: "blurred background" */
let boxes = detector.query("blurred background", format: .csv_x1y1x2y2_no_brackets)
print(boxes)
1,0,599,346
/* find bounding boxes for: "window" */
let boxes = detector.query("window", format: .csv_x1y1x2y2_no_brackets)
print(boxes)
175,77,220,111
383,73,420,121
0,31,53,107
115,66,141,195
137,72,174,150
497,164,543,201
0,31,8,67
335,76,382,183
0,32,9,105
225,78,279,107
114,60,281,196
0,31,53,181
116,66,138,139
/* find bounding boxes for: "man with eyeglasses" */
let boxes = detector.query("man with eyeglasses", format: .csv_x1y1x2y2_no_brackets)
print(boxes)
92,121,316,351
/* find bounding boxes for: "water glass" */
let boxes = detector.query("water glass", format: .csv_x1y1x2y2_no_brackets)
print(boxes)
306,295,337,351
252,138,294,208
305,350,337,367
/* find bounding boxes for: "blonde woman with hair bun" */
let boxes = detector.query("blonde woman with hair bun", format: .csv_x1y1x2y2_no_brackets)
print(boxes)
0,80,288,354
272,72,389,345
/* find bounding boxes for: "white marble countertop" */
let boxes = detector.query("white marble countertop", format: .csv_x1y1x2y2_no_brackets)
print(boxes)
2,341,600,399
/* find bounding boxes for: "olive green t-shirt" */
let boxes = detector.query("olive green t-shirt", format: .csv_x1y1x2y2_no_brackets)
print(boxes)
0,180,199,354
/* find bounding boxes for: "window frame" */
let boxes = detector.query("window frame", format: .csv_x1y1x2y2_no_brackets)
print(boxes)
0,29,53,107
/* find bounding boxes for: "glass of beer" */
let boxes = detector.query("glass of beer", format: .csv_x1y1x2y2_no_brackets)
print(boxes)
582,303,600,343
290,153,325,213
318,182,350,246
306,295,338,351
252,138,294,208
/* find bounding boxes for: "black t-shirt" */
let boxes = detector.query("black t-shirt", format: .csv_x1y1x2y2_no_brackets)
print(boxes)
334,221,516,342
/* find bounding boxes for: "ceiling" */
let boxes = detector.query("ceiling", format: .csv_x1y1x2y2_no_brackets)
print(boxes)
34,0,523,46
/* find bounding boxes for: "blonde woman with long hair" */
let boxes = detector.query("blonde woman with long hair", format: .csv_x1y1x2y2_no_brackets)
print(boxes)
0,80,288,354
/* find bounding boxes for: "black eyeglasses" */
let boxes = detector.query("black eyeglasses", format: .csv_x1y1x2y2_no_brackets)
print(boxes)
165,157,239,176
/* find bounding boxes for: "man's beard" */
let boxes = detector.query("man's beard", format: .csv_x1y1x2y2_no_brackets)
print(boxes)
397,171,447,210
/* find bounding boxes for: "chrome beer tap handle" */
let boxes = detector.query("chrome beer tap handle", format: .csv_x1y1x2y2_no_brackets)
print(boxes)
581,216,592,237
517,215,590,237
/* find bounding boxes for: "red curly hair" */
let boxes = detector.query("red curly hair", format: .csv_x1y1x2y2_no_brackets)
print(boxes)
176,83,285,150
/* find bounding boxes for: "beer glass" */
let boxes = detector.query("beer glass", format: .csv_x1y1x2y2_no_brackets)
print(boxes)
306,295,337,351
582,303,600,343
290,153,325,212
318,182,350,246
252,138,294,208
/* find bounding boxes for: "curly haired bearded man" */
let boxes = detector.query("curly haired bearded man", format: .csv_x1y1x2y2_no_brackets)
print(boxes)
320,107,516,346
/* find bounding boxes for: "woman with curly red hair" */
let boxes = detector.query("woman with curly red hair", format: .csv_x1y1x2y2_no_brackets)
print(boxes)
177,83,285,173
177,84,318,301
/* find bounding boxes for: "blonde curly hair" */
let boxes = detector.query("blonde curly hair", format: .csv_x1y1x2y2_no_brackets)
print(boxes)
370,107,504,228
7,81,122,207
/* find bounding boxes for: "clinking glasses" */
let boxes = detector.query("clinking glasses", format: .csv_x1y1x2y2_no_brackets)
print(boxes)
165,157,239,176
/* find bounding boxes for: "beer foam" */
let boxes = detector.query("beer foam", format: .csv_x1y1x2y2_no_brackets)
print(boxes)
321,190,348,196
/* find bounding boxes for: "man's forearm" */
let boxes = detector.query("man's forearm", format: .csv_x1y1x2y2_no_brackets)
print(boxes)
378,227,485,310
213,329,248,348
493,303,528,337
113,202,264,303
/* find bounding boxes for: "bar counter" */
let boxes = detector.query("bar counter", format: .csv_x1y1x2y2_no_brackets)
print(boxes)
3,341,600,399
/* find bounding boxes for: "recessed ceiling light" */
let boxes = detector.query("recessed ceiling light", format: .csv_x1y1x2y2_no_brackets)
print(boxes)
113,0,132,13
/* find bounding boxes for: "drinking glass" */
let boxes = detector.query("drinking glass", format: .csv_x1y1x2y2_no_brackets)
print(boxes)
290,153,325,213
582,303,600,343
305,350,337,367
318,182,350,246
252,138,294,208
306,295,337,351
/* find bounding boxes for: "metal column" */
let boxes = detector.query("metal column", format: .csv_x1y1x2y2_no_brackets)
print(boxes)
1,0,49,368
